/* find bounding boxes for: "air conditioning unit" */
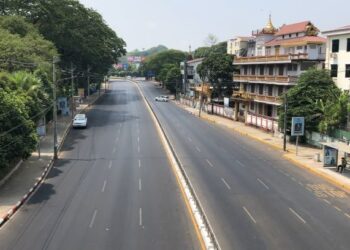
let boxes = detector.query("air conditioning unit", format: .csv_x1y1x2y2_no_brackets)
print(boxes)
330,53,338,59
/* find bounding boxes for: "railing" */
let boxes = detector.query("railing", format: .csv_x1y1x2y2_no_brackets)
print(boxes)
232,91,282,104
234,53,308,64
233,74,298,83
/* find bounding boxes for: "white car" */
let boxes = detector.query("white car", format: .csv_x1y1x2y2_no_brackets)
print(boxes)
73,114,87,128
154,96,168,102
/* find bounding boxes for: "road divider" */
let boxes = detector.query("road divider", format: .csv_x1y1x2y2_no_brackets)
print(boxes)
132,80,220,250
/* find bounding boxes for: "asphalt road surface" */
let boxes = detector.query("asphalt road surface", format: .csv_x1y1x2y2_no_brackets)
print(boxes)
0,81,200,250
140,80,350,250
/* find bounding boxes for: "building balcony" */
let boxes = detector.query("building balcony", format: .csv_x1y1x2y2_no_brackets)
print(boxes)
233,74,298,84
233,53,309,65
232,91,282,105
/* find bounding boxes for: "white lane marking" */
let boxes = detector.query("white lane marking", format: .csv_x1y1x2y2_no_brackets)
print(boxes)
138,159,141,168
113,147,117,153
333,206,342,212
345,213,350,219
206,159,214,168
289,208,306,224
298,181,304,186
291,177,297,182
257,178,270,190
138,145,140,153
195,146,201,152
119,123,122,128
236,160,245,167
221,178,231,190
89,210,98,228
188,137,192,142
102,180,107,192
139,178,142,191
139,208,142,226
323,199,331,205
115,137,119,143
243,206,257,224
137,136,140,142
284,173,290,177
108,161,112,169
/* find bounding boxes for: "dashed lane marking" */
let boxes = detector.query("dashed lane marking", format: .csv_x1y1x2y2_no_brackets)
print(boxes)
289,208,306,224
257,178,270,190
206,159,214,168
102,180,107,192
89,210,98,228
221,178,231,190
243,206,257,224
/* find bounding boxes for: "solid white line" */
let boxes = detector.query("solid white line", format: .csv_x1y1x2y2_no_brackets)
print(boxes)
323,199,331,205
138,159,141,168
139,208,142,226
108,161,112,169
139,178,142,191
195,146,201,152
289,208,306,224
206,159,214,168
89,210,98,228
221,178,231,190
236,160,245,167
257,178,270,190
243,206,257,224
344,213,350,219
102,180,107,192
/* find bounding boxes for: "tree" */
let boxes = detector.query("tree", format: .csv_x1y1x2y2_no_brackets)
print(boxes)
279,69,346,135
197,52,234,97
164,65,181,93
204,33,218,47
142,49,186,79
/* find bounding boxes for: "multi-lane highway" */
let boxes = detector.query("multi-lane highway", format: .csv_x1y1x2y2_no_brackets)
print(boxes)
0,81,200,250
2,79,350,250
139,80,350,250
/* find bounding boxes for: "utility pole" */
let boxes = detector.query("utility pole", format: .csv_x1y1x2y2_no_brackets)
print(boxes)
198,83,204,117
71,62,75,119
283,94,287,151
52,56,59,160
87,65,91,97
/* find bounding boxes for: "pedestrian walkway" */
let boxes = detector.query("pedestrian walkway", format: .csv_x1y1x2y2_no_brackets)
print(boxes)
173,99,350,193
0,90,104,220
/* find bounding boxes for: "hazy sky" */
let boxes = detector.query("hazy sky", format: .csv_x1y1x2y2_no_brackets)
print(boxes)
79,0,350,52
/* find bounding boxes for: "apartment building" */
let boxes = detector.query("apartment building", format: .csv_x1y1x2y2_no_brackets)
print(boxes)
232,17,326,132
322,25,350,90
227,37,252,56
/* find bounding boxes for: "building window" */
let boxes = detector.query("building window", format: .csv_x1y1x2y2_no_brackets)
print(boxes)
278,65,284,75
331,64,338,77
278,86,284,96
259,65,264,75
332,39,339,53
259,84,264,95
268,65,274,75
250,102,255,111
268,85,273,96
289,34,292,38
287,64,298,71
243,66,248,75
251,66,256,75
251,84,255,93
267,105,273,117
346,64,350,78
282,35,285,39
347,38,350,52
296,33,299,37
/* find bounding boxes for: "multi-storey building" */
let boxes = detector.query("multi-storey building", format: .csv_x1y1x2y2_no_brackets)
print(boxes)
232,17,326,132
322,25,350,90
181,58,204,96
227,37,252,56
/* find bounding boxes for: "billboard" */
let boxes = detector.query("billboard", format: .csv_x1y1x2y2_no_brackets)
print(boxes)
291,117,305,136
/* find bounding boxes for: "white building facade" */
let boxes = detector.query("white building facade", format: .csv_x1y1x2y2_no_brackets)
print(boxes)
322,25,350,90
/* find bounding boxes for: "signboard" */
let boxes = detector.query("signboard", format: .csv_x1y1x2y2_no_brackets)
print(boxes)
224,97,230,107
78,88,85,98
36,117,46,137
291,117,305,136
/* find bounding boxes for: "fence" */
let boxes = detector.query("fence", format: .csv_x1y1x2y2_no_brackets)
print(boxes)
246,112,278,132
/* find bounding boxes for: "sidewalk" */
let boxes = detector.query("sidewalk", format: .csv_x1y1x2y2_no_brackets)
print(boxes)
0,90,104,223
174,100,350,193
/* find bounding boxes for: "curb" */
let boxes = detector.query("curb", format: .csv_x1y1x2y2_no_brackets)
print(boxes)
0,92,104,228
175,102,350,194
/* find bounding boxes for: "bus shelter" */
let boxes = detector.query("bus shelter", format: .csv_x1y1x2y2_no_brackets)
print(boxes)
321,142,350,167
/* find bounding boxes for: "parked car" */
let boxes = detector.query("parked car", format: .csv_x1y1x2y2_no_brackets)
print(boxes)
73,114,87,128
154,96,168,102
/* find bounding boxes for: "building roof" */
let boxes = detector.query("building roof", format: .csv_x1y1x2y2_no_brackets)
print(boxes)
322,25,350,34
187,58,204,64
265,36,326,46
276,21,311,36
